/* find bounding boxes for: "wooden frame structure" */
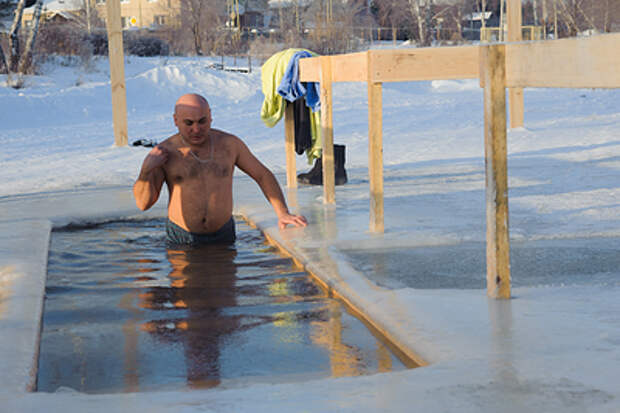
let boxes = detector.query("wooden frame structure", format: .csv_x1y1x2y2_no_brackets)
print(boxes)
506,0,524,129
297,46,480,234
295,32,620,299
105,0,128,147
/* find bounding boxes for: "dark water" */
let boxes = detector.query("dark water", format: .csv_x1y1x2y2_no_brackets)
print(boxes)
37,218,408,394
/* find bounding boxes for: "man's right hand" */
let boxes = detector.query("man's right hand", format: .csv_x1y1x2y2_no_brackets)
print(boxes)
134,144,168,211
142,145,169,173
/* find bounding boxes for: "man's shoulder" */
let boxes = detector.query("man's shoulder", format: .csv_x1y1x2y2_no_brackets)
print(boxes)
159,134,181,149
212,128,239,140
212,129,245,148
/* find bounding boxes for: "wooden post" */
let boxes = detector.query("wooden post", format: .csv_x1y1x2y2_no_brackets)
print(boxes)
105,0,128,146
367,51,384,233
319,56,335,204
506,0,524,129
284,102,297,188
482,44,511,299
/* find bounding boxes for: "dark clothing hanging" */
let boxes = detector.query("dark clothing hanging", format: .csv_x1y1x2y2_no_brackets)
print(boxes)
292,99,313,155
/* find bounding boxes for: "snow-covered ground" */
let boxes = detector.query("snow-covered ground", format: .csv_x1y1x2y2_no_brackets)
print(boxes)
1,52,620,411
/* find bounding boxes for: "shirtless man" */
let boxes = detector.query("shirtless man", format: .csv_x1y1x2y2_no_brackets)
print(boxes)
133,93,307,246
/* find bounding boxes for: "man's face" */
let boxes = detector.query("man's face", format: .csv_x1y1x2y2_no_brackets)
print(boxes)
174,103,212,145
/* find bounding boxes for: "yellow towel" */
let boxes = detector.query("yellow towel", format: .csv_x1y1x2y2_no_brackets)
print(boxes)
260,48,322,163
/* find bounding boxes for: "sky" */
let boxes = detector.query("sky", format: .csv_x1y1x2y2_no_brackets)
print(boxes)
1,51,620,411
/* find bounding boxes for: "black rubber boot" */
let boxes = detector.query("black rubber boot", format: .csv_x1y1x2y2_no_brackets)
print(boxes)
334,144,348,185
296,157,321,184
297,144,348,186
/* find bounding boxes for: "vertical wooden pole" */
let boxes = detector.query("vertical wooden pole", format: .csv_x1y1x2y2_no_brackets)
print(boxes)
367,51,384,233
284,103,297,188
319,56,335,204
482,44,511,299
106,0,128,146
508,88,523,128
506,0,524,129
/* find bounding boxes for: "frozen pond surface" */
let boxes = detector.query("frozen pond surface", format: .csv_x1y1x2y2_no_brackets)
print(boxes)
342,237,620,289
38,218,408,394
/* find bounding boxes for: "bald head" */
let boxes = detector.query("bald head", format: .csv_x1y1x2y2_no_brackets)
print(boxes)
174,93,209,114
173,94,212,144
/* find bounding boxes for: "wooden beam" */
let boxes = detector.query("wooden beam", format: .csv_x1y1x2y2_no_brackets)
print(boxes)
368,47,479,82
508,87,524,129
367,53,384,233
300,34,620,88
299,52,367,83
506,33,620,88
299,47,479,83
298,56,319,82
506,0,524,129
105,0,128,146
482,44,511,299
368,81,384,233
319,56,335,204
284,103,297,188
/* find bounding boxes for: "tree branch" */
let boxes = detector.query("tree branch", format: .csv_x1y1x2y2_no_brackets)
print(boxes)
18,0,43,74
8,0,27,72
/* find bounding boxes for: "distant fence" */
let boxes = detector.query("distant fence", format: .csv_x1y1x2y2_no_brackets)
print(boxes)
210,55,253,73
293,32,620,299
480,25,544,42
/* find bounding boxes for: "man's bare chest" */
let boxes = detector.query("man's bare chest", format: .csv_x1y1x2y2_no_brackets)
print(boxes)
165,154,233,185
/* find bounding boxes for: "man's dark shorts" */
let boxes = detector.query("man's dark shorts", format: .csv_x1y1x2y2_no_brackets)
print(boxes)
166,217,236,247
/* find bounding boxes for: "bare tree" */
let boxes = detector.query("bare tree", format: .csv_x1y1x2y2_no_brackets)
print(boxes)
0,41,8,73
178,0,223,55
405,0,433,45
0,0,42,75
17,0,41,73
8,0,26,71
300,0,365,53
447,1,465,41
374,0,408,39
541,0,548,36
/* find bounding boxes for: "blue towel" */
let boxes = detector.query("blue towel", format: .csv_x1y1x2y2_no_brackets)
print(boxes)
276,50,321,112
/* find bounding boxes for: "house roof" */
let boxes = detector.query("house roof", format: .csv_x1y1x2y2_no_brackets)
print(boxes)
268,0,312,9
25,0,83,12
464,11,493,22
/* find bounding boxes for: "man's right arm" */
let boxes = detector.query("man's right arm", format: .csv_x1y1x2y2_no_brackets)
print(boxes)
133,146,168,211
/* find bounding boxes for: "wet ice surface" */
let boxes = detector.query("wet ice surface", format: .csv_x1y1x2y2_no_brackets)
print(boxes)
38,218,407,394
343,237,620,289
